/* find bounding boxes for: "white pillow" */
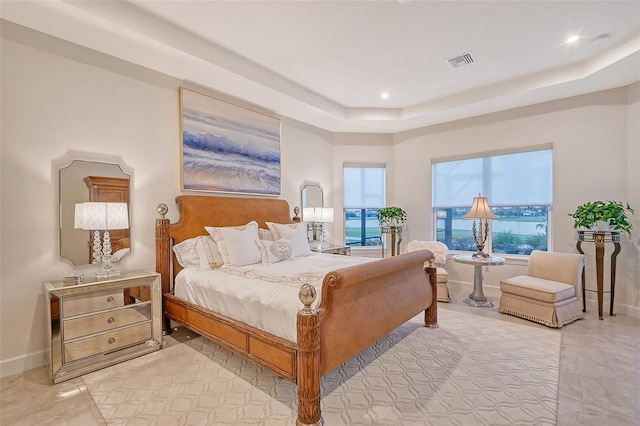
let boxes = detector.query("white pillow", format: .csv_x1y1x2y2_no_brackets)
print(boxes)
257,239,293,264
172,236,224,269
205,221,262,266
195,236,224,269
172,238,200,268
266,222,311,257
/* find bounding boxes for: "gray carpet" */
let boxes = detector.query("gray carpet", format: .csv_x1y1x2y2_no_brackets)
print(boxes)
82,309,561,425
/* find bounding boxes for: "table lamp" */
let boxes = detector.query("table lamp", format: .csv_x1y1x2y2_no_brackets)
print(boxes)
74,202,104,264
462,194,497,258
303,207,334,248
316,207,334,249
74,202,129,277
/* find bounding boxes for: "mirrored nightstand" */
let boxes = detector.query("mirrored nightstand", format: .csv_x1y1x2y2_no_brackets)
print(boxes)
44,270,162,383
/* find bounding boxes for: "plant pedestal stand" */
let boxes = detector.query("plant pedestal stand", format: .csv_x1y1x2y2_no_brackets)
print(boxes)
576,230,621,320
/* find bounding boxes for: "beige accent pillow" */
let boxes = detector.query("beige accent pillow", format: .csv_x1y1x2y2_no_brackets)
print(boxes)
172,236,224,269
257,239,293,264
266,222,311,257
258,228,275,241
195,236,224,269
205,221,261,266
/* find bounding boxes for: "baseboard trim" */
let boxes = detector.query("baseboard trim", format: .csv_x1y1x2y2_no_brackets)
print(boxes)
625,304,640,319
0,350,48,379
582,293,639,317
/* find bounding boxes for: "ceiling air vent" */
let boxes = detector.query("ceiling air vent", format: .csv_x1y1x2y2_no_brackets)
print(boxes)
446,51,476,70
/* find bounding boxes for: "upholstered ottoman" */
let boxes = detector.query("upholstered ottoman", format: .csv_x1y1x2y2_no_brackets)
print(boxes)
499,250,586,328
407,241,450,302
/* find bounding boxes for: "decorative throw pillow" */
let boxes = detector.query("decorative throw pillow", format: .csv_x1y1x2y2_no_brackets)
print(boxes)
205,221,262,266
258,228,275,241
266,222,312,257
172,236,224,269
195,236,224,269
257,238,293,264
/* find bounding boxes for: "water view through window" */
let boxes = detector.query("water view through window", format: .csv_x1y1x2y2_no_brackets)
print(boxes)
345,208,382,246
436,206,548,255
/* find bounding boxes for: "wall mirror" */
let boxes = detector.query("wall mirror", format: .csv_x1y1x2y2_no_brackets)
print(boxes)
301,184,323,212
59,160,131,265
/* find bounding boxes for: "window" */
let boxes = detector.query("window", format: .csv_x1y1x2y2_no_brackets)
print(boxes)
432,146,552,255
343,165,386,246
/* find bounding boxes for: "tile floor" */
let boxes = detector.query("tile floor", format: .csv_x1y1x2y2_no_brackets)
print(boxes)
1,283,639,425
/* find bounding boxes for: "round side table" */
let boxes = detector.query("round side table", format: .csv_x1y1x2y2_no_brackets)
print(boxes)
453,254,505,307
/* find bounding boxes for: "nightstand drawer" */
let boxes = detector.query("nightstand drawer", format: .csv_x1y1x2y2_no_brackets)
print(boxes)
63,289,124,317
63,304,151,340
64,322,151,361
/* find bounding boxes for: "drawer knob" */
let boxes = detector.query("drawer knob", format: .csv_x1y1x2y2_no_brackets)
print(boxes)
108,338,116,344
106,296,114,303
107,317,115,324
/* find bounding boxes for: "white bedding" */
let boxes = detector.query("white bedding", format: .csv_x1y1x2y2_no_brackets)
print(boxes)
174,253,374,343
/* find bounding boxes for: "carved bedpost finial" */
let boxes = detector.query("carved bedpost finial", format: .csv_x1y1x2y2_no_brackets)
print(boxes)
157,203,168,218
298,284,317,314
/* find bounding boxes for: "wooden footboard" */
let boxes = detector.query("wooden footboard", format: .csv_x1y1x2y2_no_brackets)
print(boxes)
318,250,437,375
295,251,437,425
155,195,437,426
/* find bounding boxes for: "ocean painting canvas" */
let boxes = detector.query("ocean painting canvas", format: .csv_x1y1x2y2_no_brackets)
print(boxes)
180,87,281,195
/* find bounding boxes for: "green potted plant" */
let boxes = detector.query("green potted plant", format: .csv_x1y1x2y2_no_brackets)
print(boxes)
569,200,635,235
377,206,407,227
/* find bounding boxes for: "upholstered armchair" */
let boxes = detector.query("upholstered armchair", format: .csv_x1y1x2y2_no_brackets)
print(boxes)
407,240,450,302
499,250,586,328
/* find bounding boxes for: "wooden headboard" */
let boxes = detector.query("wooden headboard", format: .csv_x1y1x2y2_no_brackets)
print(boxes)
156,195,294,294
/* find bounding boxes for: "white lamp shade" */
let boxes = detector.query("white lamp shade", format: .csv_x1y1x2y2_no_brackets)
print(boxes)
75,203,103,230
303,207,334,223
303,207,320,222
317,207,334,223
462,196,498,220
105,202,129,230
74,202,129,230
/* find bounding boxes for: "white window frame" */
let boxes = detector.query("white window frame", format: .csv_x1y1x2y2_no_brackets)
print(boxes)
343,163,386,248
432,145,553,258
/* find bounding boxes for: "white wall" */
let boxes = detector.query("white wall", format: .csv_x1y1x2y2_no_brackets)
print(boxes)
625,82,640,312
390,88,638,313
0,23,332,376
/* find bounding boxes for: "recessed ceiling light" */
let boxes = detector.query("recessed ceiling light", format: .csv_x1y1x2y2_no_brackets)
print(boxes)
566,35,580,44
381,92,389,99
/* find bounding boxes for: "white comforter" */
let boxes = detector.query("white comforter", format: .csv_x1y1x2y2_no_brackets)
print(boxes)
174,253,374,343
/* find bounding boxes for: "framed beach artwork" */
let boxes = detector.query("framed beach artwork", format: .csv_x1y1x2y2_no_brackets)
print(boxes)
180,87,281,196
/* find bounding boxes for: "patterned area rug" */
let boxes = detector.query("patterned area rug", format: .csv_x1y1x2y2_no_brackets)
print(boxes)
82,309,560,425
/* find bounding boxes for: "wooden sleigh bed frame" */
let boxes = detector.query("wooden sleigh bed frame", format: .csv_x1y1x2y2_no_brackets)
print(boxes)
155,195,438,426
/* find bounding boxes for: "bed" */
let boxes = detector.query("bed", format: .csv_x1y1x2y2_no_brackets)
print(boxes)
155,195,438,425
